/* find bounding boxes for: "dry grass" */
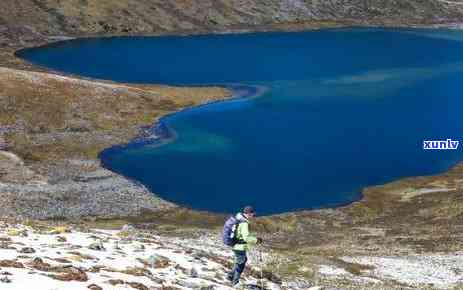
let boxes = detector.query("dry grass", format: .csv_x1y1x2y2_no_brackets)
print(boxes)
0,67,229,161
330,257,375,276
88,207,227,232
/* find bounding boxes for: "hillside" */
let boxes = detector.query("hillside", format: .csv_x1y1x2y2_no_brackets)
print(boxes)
1,0,463,47
0,222,284,290
0,221,462,289
1,2,463,289
0,66,229,219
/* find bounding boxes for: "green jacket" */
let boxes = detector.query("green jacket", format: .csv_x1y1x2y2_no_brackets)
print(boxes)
233,213,258,251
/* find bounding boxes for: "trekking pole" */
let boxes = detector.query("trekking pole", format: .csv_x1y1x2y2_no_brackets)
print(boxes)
258,246,264,290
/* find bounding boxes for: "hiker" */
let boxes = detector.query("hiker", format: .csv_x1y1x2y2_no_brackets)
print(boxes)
223,206,263,288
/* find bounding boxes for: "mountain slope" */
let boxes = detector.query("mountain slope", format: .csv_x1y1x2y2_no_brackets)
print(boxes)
0,0,462,40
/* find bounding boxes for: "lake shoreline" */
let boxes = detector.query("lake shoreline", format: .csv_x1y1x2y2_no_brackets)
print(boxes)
1,23,463,266
0,1,462,283
99,84,267,161
2,23,463,217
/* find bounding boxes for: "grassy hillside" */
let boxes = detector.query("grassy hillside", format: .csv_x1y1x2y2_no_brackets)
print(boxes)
0,67,229,161
0,0,462,40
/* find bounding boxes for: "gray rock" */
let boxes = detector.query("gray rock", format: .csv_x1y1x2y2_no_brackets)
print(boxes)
190,267,199,278
283,279,314,289
0,276,11,283
87,284,103,290
175,280,203,288
0,272,12,276
88,241,105,251
18,247,35,254
146,254,170,268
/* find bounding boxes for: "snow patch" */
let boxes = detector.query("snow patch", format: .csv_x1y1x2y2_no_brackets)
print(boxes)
342,254,463,289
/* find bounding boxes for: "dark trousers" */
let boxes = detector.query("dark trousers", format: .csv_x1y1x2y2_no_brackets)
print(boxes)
228,250,248,285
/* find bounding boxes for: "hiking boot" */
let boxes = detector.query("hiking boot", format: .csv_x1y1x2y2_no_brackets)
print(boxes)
233,282,244,289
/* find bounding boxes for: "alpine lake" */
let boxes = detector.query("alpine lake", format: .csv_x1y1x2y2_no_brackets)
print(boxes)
19,28,463,215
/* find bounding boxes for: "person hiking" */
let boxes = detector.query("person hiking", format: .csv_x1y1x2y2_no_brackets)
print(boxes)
223,206,263,288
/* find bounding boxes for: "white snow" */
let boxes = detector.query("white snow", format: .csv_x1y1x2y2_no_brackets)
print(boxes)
318,265,349,276
0,223,281,290
3,221,461,289
342,254,463,289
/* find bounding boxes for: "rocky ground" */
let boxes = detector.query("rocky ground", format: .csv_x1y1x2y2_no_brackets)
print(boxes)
1,0,463,39
0,221,462,290
1,1,463,288
0,66,228,219
0,222,284,290
0,157,175,219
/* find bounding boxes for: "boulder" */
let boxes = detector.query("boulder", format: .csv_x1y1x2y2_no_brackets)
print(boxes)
51,266,88,282
127,282,149,290
0,260,24,268
0,271,12,276
190,267,199,278
27,257,52,271
18,247,35,254
107,279,124,286
0,276,12,283
88,241,105,251
147,254,170,268
87,284,103,290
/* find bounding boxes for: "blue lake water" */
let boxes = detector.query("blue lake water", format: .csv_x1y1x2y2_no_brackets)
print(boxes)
19,28,463,215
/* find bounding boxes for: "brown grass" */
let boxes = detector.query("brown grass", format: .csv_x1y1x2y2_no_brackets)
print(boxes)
0,67,229,161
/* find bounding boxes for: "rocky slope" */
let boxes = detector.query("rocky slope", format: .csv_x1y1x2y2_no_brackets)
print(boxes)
0,222,282,290
1,221,462,290
0,66,228,219
2,0,463,52
1,0,463,38
1,2,463,289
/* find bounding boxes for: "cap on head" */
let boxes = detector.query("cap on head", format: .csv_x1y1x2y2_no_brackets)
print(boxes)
243,206,255,215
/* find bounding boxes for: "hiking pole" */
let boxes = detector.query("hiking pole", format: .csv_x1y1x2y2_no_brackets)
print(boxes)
258,245,264,290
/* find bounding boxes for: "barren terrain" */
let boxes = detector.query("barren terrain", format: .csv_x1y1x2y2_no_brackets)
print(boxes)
1,1,463,288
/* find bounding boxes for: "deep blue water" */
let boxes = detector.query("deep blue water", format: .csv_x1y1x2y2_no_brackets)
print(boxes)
19,28,463,215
